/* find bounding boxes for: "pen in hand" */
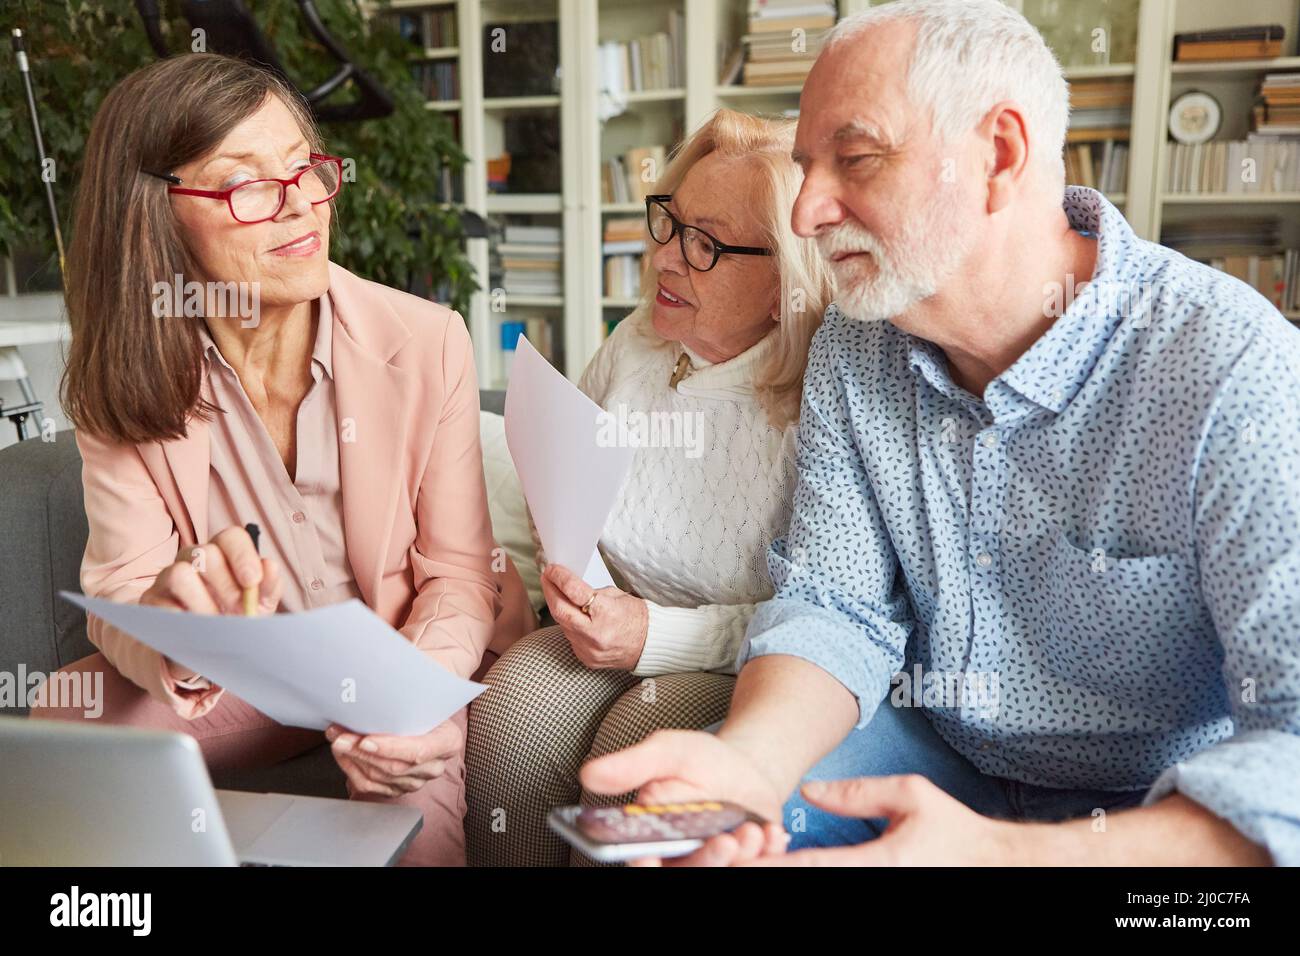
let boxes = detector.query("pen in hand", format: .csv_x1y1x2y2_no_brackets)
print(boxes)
242,522,261,616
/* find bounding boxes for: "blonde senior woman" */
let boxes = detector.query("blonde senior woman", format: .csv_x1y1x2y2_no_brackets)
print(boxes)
465,109,835,865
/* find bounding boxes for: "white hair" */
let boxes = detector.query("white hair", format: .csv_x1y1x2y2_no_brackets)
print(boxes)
826,0,1069,180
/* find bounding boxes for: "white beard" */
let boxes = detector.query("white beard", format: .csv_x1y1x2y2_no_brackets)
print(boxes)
819,193,973,322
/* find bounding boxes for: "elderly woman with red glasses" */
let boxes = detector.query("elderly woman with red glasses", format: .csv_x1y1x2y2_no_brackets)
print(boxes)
31,53,536,866
464,109,836,864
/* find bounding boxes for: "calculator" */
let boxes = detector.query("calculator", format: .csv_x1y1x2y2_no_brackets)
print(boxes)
548,800,765,862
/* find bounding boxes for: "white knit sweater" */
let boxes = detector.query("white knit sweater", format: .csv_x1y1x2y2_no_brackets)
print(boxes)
577,315,798,676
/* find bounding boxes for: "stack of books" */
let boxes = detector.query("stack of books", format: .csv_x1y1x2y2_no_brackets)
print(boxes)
395,7,458,50
1282,251,1300,314
495,223,563,298
1067,78,1133,143
1161,217,1281,261
410,61,458,101
603,217,647,300
1208,250,1299,313
1166,139,1300,194
737,0,836,87
487,156,510,194
598,12,685,95
506,317,557,360
1254,73,1300,135
1066,141,1129,194
602,146,668,204
1162,217,1298,311
1065,78,1132,193
1173,24,1285,62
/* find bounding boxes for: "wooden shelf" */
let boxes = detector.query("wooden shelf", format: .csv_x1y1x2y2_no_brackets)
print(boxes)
1169,55,1300,77
380,0,456,8
1062,63,1137,79
1162,193,1300,204
625,88,686,103
424,99,461,112
486,193,563,214
502,295,564,308
483,94,561,110
601,297,640,308
716,83,803,97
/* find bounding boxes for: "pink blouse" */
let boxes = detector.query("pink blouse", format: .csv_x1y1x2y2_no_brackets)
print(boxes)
200,293,362,613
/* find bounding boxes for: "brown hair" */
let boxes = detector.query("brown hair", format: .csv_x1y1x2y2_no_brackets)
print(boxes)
62,53,322,444
627,109,836,430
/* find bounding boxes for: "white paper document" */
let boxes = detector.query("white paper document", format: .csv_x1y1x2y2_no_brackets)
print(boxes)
60,593,485,736
504,336,634,589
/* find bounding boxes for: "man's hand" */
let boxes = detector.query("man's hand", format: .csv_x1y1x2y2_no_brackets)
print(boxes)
745,774,1025,866
541,563,648,670
579,728,791,865
324,720,462,797
647,774,1024,867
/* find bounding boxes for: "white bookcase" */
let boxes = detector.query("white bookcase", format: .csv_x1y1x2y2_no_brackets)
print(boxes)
1146,0,1300,319
366,0,1300,385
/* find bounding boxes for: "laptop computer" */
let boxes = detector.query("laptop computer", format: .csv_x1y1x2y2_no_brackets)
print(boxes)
0,717,423,866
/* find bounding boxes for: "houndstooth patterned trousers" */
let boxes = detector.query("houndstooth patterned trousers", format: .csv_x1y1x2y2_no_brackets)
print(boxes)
464,625,735,866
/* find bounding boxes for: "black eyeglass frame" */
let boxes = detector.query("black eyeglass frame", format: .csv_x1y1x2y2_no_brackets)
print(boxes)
644,194,773,272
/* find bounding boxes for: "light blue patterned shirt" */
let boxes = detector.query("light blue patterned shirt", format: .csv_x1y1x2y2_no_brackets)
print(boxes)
742,187,1300,864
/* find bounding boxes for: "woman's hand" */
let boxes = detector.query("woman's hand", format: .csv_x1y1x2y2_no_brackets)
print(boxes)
141,525,282,616
541,563,648,670
324,720,462,797
140,525,281,686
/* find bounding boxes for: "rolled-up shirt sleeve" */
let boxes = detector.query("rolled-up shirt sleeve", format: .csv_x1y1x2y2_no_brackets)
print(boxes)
1143,333,1300,865
738,322,912,728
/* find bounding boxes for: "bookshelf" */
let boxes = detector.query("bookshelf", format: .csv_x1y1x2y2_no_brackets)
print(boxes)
1143,0,1300,317
367,0,1300,387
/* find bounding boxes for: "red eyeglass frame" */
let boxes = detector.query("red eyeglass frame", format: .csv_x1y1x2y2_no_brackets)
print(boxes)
142,153,344,224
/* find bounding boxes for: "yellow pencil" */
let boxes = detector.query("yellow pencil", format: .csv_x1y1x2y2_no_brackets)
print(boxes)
242,522,261,616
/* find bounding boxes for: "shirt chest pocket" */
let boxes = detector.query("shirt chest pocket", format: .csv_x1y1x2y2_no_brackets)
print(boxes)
1036,526,1212,701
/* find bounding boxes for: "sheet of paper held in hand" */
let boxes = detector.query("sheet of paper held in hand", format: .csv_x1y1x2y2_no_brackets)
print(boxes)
60,592,485,735
503,335,634,590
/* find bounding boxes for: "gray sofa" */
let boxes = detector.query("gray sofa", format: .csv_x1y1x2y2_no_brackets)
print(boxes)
0,390,507,801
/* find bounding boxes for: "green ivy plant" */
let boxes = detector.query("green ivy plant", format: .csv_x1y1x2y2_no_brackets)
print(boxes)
0,0,476,312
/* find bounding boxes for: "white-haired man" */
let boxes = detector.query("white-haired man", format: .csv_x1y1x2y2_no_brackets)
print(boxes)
578,0,1298,865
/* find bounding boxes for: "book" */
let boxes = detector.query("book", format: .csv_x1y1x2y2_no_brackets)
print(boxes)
1173,25,1286,62
1068,78,1134,111
504,224,561,244
1066,126,1131,143
748,14,836,34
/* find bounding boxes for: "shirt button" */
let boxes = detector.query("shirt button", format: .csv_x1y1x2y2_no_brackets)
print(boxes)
979,741,994,752
975,552,993,568
291,511,306,524
981,432,998,448
309,578,323,591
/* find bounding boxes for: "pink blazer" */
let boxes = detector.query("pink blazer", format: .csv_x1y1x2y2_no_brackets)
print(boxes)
77,261,536,717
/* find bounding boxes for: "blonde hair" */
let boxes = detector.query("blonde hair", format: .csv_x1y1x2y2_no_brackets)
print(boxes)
624,108,835,430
